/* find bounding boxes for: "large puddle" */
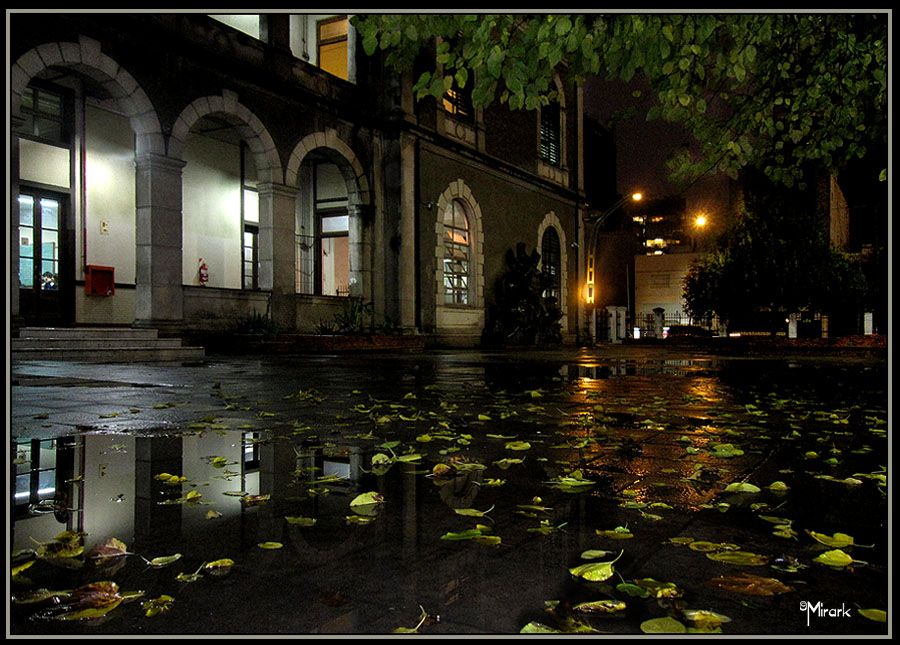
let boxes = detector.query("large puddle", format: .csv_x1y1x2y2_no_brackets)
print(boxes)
10,352,888,635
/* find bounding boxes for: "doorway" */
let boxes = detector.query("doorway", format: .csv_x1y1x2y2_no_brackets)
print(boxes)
18,189,73,325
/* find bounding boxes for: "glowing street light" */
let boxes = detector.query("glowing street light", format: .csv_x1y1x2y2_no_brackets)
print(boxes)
584,191,644,340
694,213,708,229
584,191,643,303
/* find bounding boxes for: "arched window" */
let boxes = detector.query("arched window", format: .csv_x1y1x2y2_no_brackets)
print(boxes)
442,199,470,304
541,226,561,302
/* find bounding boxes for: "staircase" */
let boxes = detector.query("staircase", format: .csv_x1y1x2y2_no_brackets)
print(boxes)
11,327,205,363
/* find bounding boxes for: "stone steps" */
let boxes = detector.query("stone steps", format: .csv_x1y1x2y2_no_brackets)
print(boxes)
11,327,205,363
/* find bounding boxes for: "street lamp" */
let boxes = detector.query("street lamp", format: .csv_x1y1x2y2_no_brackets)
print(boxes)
584,192,643,343
691,212,709,251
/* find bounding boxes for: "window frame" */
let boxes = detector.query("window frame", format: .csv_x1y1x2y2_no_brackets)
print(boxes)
17,83,70,146
540,226,561,303
442,199,472,306
316,15,350,80
539,99,562,167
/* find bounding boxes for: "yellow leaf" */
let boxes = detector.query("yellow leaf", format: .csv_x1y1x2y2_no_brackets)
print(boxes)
808,531,855,548
813,549,854,568
858,608,886,622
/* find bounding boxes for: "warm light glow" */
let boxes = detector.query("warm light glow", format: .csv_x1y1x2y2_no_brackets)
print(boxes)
694,214,708,228
584,282,594,304
631,192,643,202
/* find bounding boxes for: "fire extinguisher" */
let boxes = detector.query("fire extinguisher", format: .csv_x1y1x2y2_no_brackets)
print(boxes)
198,258,209,286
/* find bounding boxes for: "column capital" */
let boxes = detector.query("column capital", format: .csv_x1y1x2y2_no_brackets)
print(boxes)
256,181,298,199
135,153,187,172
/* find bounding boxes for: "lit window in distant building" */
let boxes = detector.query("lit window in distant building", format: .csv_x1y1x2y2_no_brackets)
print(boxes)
539,100,561,166
317,16,349,80
541,227,561,302
442,199,471,305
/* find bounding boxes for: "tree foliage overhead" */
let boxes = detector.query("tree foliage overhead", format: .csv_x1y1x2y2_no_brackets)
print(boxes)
353,13,887,187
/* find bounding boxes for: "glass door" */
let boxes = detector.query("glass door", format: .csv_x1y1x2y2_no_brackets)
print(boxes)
18,190,70,324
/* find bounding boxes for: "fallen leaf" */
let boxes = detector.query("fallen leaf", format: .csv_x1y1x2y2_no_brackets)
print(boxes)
143,594,174,617
453,505,494,518
573,599,626,614
858,608,886,623
706,551,768,566
203,558,234,576
813,549,854,568
258,542,283,550
147,554,182,568
520,622,561,634
707,573,793,596
580,550,614,560
808,531,857,549
595,526,634,540
12,589,72,605
616,583,650,598
641,617,687,634
505,441,531,451
350,492,384,507
494,458,524,469
633,578,682,598
724,482,761,493
683,609,731,631
55,581,123,621
176,572,202,583
285,516,317,527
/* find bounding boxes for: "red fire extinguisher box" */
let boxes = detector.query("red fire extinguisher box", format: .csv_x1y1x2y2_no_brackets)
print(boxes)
85,265,115,296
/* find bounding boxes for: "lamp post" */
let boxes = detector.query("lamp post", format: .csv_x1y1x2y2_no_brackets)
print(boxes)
584,192,643,343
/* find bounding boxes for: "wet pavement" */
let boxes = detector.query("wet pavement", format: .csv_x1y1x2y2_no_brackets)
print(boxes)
8,347,890,636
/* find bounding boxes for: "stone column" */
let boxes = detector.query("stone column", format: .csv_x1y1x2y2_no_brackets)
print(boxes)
134,154,186,329
257,182,298,330
398,132,417,331
348,203,373,302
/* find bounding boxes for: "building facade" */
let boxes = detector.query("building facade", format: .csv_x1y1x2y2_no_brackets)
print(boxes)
9,13,587,346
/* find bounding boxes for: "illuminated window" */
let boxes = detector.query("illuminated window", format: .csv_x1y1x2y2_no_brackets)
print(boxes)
442,199,470,305
14,439,58,507
539,100,561,166
442,82,474,123
317,16,349,80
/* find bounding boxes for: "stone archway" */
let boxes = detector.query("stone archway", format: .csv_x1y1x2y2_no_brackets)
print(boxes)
168,89,283,184
537,211,569,329
10,36,165,324
11,35,164,155
286,130,372,302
